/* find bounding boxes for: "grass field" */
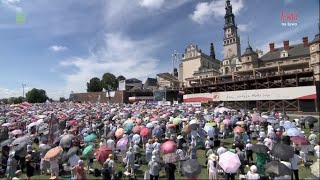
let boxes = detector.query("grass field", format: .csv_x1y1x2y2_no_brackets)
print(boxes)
1,116,319,180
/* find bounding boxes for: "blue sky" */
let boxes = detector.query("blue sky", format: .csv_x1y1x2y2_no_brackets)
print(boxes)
0,0,319,99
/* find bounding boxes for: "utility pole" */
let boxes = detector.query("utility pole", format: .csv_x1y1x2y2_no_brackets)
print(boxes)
171,50,179,75
22,84,26,98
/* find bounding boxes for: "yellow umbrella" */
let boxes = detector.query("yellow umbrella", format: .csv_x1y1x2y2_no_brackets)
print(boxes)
173,118,181,125
206,122,217,127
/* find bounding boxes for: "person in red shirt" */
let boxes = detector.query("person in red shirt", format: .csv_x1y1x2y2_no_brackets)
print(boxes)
275,128,282,142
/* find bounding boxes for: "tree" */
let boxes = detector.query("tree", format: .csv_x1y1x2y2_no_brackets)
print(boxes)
8,97,23,104
26,88,49,103
101,73,117,90
87,77,103,92
0,98,8,104
59,97,67,102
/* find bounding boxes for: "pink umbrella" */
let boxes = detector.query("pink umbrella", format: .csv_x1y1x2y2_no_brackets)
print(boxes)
223,119,231,125
214,118,221,123
290,136,310,145
116,137,128,150
11,129,22,136
161,141,176,155
140,128,150,137
252,115,259,122
218,151,241,173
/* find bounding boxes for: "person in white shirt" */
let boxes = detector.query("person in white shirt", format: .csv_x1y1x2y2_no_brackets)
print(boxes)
207,154,218,180
245,140,253,165
290,150,302,180
132,133,141,145
264,136,273,150
205,137,214,154
153,138,161,152
259,129,266,140
106,137,115,154
246,165,260,180
145,139,154,163
217,143,227,156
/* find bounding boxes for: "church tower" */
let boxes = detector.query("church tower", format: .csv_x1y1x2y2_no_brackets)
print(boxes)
221,0,241,75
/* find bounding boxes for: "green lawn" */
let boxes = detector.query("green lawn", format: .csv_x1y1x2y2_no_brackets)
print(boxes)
2,115,319,180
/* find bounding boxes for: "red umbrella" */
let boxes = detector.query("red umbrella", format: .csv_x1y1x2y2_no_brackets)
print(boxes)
68,120,78,126
95,146,112,164
167,124,176,128
233,126,245,133
140,128,149,137
161,140,176,155
132,126,141,134
291,136,310,145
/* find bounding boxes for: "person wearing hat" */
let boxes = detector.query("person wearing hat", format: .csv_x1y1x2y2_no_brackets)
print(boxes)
25,154,34,180
246,165,260,180
207,154,218,180
148,156,160,180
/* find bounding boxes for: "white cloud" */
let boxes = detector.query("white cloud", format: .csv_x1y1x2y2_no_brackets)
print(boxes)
190,0,244,24
1,0,23,12
0,87,30,98
49,45,68,52
139,0,165,9
238,24,251,32
59,32,164,94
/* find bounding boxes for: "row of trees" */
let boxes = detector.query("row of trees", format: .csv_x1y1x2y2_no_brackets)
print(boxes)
0,88,49,104
86,72,126,92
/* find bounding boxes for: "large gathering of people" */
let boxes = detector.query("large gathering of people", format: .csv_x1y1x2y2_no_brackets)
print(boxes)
0,102,319,180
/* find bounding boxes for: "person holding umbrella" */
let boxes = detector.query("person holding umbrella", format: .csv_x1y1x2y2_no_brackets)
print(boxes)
164,162,176,180
72,160,86,180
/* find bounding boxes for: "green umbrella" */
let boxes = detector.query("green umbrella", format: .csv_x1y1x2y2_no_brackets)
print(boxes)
0,117,6,121
84,134,97,142
173,118,181,125
82,145,93,157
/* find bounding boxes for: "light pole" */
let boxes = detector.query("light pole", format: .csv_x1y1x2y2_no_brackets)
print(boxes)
22,84,26,98
172,50,179,75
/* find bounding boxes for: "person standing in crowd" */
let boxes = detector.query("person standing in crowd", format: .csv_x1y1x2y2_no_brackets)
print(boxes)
314,141,320,159
25,154,34,180
205,137,214,155
207,154,218,180
6,153,18,180
164,162,176,180
72,160,86,180
148,156,160,180
236,147,245,174
217,143,227,156
245,140,253,165
299,116,306,129
49,158,59,179
125,147,135,176
290,149,302,180
133,141,141,164
106,136,115,156
246,165,260,180
188,142,197,159
145,139,154,163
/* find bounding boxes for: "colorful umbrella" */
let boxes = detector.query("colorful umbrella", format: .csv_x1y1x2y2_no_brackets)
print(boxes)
140,128,149,137
161,140,176,154
204,125,214,133
146,122,155,128
218,151,241,173
205,122,216,127
286,128,302,137
116,137,128,150
95,146,112,164
115,128,125,139
233,126,245,133
290,136,310,145
44,146,63,161
214,118,221,123
172,118,181,125
163,153,179,163
223,119,231,125
84,134,97,142
124,123,133,133
132,126,141,134
152,126,163,138
82,145,94,157
10,129,22,136
68,120,78,126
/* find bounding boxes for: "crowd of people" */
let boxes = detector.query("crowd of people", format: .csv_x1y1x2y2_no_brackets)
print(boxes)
0,102,319,180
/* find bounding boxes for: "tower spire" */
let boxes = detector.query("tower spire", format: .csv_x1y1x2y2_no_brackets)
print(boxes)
210,43,215,59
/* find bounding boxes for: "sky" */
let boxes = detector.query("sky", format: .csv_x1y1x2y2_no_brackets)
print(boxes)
0,0,319,99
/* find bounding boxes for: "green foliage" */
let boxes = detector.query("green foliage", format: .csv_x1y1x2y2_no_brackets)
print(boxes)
101,72,117,90
86,77,103,92
0,98,9,104
6,97,24,104
59,97,67,102
26,88,49,103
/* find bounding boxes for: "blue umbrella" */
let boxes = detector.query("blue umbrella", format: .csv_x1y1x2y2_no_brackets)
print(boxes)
267,117,278,124
286,128,302,137
204,115,212,121
231,116,238,125
124,123,133,133
203,125,214,133
84,134,97,142
282,121,295,129
146,122,155,128
152,127,163,138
